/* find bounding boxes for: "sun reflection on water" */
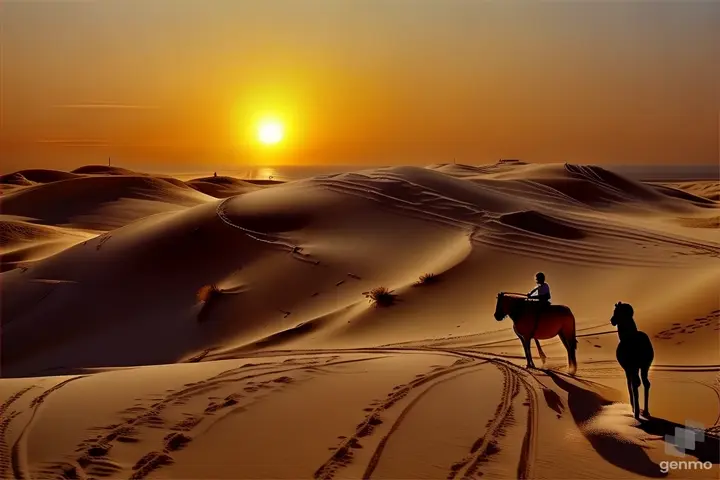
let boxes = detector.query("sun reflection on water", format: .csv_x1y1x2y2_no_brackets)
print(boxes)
255,167,279,180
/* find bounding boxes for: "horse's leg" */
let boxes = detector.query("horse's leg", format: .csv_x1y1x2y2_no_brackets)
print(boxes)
534,339,547,367
568,320,578,374
559,315,578,375
557,332,576,375
630,369,641,420
624,373,635,417
521,336,535,369
641,365,651,418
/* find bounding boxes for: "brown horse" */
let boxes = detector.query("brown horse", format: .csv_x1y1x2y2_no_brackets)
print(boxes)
494,292,578,374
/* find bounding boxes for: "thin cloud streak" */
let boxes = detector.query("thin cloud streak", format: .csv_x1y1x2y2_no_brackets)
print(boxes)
34,139,189,149
53,103,160,110
36,139,112,147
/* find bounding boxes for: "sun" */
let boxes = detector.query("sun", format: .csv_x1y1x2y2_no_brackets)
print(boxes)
257,120,284,145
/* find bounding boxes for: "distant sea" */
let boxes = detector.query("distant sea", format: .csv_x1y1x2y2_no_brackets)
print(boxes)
161,163,719,183
165,165,379,183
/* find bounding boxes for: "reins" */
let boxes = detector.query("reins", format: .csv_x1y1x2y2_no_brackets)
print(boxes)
502,292,527,297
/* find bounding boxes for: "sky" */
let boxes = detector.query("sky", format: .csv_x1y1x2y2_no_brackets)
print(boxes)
1,0,719,172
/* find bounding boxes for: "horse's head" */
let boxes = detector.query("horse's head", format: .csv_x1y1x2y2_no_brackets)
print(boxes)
611,301,634,326
494,292,509,321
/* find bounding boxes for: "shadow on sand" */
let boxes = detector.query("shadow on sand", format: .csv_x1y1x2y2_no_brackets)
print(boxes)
637,417,719,465
545,370,668,478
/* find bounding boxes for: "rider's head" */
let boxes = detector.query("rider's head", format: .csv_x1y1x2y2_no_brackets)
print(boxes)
535,272,545,284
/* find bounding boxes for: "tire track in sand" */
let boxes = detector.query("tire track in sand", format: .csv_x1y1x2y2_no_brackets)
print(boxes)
216,346,541,479
449,349,540,480
51,356,386,480
0,386,36,480
10,377,87,480
516,376,539,480
390,347,539,480
373,346,541,479
314,357,482,480
361,366,490,479
446,362,519,480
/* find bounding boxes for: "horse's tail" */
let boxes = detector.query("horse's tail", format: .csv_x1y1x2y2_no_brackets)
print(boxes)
565,308,578,374
573,316,578,349
561,305,578,350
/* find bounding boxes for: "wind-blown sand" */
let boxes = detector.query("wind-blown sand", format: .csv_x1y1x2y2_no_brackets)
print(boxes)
1,162,718,479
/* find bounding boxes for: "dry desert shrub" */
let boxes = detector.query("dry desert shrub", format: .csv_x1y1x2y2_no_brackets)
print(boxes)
196,283,222,303
415,273,439,286
363,287,396,307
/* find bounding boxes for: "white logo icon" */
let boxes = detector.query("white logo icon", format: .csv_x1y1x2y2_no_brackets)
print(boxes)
665,421,705,457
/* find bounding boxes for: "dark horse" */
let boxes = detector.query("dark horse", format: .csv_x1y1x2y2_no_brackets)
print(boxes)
611,302,654,420
494,292,578,374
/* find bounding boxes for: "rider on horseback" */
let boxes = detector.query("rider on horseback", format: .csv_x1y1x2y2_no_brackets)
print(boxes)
527,272,551,337
527,272,551,304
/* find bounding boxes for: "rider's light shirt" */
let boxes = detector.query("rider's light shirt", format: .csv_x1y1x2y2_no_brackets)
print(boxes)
531,283,551,302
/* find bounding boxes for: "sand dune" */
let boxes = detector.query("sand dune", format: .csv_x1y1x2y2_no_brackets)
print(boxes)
654,181,720,202
0,169,81,185
1,162,718,479
0,218,94,272
432,163,710,212
71,165,141,176
186,176,264,198
0,172,34,187
0,174,214,230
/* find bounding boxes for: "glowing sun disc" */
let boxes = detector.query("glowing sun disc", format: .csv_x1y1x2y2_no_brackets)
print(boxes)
257,121,284,145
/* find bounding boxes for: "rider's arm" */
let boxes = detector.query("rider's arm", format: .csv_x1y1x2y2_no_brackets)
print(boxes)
527,287,538,297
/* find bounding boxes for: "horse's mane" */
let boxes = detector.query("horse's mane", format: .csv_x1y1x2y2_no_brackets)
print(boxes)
615,316,638,333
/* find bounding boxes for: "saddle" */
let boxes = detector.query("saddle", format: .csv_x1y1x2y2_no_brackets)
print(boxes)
524,299,551,315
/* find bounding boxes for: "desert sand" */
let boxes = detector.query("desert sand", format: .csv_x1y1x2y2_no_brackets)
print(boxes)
0,162,718,479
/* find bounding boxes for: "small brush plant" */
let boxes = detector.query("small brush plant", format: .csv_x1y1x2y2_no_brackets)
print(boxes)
415,273,439,286
196,283,222,303
363,287,396,307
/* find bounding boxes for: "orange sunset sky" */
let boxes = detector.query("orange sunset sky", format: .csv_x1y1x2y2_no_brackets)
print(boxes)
1,0,718,172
